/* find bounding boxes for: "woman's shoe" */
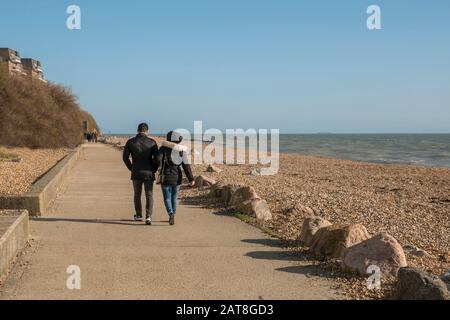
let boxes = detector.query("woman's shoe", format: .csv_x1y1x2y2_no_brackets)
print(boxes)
145,217,152,225
169,215,175,226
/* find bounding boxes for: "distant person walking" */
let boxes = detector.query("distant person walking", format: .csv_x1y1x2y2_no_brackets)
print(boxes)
92,129,98,143
123,123,159,225
156,131,194,226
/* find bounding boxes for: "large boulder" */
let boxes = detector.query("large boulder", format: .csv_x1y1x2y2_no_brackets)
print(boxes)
228,186,260,208
239,199,272,222
194,175,217,188
220,184,243,205
342,233,408,277
298,217,332,247
209,182,226,198
394,267,450,300
310,224,370,259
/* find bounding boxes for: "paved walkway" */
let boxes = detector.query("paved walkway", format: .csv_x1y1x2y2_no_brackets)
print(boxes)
0,144,337,299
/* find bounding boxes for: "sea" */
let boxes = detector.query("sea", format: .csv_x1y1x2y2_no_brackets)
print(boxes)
277,134,450,168
107,134,450,168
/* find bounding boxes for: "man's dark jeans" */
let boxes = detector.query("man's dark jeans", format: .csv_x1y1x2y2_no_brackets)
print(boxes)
132,180,154,219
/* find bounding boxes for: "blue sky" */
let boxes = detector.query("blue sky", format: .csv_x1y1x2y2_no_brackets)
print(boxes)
1,0,449,133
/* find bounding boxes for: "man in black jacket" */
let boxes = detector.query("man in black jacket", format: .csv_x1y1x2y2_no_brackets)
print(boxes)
123,123,159,225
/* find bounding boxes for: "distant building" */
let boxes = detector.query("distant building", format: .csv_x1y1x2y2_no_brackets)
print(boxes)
21,58,45,81
0,48,27,76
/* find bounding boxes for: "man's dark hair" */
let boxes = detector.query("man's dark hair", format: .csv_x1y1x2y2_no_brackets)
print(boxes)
137,123,149,133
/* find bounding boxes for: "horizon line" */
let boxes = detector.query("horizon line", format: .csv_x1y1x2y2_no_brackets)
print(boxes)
103,132,450,135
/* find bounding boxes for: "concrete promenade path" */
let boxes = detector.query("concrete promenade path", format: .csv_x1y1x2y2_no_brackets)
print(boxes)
0,144,337,300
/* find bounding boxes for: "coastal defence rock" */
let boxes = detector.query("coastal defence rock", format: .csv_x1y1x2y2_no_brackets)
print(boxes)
104,136,120,145
342,233,408,277
206,164,222,173
210,183,226,198
103,137,126,150
228,186,260,208
208,183,271,221
310,224,370,259
209,184,243,205
194,175,216,188
239,199,272,222
440,271,450,291
220,184,243,205
394,267,450,300
298,216,332,247
288,203,317,217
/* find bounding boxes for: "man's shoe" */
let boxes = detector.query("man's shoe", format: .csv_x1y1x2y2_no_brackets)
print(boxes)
146,218,152,225
169,214,175,226
134,215,143,222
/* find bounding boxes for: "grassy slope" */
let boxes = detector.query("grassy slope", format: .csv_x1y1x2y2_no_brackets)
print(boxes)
0,68,99,148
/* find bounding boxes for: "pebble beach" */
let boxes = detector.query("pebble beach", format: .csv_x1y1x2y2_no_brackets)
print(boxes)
180,149,450,275
105,136,450,278
0,147,70,196
179,151,449,299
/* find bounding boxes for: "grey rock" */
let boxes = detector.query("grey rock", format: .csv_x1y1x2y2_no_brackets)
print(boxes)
441,271,450,282
394,267,450,300
441,271,450,291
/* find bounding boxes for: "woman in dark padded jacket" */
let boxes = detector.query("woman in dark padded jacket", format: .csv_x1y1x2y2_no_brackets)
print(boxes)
156,131,195,225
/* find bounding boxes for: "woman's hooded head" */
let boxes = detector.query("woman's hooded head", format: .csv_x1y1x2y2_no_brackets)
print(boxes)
166,131,183,144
